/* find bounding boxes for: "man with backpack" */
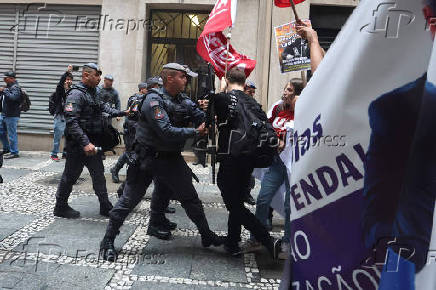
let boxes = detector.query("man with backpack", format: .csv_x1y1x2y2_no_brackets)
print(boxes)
49,65,74,161
212,67,282,259
0,71,22,159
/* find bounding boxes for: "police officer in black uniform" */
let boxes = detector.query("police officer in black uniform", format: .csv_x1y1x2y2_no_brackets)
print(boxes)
53,63,127,219
100,63,225,261
110,82,148,184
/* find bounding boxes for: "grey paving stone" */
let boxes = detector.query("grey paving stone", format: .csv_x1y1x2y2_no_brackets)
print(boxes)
189,236,247,283
0,212,36,240
131,281,243,290
68,194,120,220
0,260,114,290
132,235,196,278
39,159,70,173
36,172,125,194
255,248,285,280
14,218,135,257
190,253,247,283
131,282,195,290
3,155,48,169
0,168,32,183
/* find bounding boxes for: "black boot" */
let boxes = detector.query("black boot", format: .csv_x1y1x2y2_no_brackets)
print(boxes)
162,218,177,231
110,167,120,183
201,231,226,248
146,224,172,240
100,236,117,262
224,242,242,257
116,182,125,199
99,198,113,217
244,193,256,206
53,200,80,219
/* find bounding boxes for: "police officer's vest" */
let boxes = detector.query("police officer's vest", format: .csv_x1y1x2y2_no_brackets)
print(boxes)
67,85,109,136
161,93,192,128
66,85,121,152
135,89,193,128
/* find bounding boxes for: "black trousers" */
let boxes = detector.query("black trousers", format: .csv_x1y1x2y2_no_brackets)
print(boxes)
113,151,129,171
150,154,211,236
106,153,211,238
217,157,273,251
106,161,153,237
193,135,207,164
56,151,109,203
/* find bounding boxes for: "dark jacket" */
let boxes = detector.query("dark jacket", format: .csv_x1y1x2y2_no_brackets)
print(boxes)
53,72,70,116
1,81,21,117
135,88,205,152
64,82,126,151
99,86,121,110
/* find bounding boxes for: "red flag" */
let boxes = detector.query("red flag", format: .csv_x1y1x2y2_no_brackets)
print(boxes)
274,0,306,8
196,0,256,78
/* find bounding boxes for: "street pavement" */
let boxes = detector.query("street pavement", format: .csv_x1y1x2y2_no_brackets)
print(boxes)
0,151,286,290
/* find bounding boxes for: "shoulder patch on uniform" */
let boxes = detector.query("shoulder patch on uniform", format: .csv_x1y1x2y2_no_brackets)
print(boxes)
65,102,74,112
150,101,159,107
154,106,164,119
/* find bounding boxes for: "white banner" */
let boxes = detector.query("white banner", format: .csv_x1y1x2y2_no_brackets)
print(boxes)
277,0,436,288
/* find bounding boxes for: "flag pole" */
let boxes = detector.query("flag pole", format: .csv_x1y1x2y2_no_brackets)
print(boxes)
289,0,300,21
288,0,307,86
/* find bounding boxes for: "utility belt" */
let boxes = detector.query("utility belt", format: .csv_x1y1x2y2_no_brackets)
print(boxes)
132,142,198,182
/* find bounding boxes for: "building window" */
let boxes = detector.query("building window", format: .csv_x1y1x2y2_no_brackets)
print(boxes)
310,5,355,51
147,10,210,98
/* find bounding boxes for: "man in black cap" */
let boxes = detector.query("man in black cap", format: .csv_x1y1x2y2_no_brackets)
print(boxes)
100,63,224,262
110,82,148,184
0,71,22,159
54,63,127,219
146,76,161,90
99,74,121,111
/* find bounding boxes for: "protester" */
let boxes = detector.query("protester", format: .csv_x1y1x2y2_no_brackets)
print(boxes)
244,79,303,259
210,67,282,258
49,65,73,161
0,71,21,159
244,80,256,97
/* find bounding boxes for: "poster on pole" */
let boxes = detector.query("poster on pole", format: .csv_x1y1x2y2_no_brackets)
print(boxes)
274,19,311,73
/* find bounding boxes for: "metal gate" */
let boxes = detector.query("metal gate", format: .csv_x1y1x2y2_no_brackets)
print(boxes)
0,4,101,134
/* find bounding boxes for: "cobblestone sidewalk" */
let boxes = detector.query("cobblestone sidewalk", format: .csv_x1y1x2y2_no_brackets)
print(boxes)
0,152,285,290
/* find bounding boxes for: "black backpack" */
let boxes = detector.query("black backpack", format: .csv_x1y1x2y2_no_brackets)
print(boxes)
20,89,31,112
227,91,278,168
48,92,56,115
68,86,121,152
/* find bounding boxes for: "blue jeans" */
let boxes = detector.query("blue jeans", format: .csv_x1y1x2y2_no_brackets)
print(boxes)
51,114,66,156
0,115,19,155
254,155,291,243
